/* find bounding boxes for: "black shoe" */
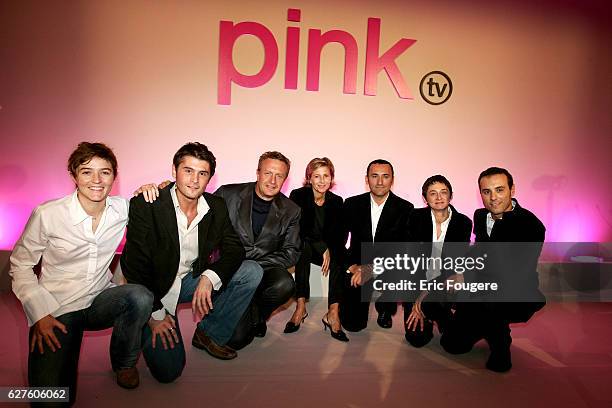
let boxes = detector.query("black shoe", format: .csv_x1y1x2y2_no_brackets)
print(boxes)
377,311,393,329
284,313,308,333
254,321,267,338
486,348,512,372
322,316,349,342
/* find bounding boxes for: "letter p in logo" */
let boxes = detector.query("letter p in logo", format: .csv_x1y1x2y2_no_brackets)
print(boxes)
218,21,279,105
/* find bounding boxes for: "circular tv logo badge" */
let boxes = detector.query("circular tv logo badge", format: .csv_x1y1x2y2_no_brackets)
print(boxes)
420,71,453,105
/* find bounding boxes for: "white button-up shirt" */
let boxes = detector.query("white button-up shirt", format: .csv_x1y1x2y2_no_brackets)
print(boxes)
151,186,221,320
9,191,128,326
427,207,453,281
370,193,389,241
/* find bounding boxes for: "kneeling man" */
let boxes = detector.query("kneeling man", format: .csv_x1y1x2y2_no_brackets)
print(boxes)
440,167,546,372
121,142,262,383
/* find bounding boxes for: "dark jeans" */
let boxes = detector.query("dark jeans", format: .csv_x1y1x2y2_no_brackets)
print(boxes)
339,271,397,332
227,265,295,350
142,260,262,383
28,284,153,407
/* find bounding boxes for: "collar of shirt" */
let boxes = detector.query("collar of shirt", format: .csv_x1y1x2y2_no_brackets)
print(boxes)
370,193,389,241
69,190,115,226
430,206,452,242
369,192,389,209
170,185,210,231
486,199,516,236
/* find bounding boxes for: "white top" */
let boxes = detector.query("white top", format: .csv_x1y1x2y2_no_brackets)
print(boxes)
9,191,129,326
427,207,452,281
370,193,389,241
151,186,221,320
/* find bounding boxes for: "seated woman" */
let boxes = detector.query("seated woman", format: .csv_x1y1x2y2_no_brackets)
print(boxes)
9,142,153,405
286,157,348,342
404,175,472,347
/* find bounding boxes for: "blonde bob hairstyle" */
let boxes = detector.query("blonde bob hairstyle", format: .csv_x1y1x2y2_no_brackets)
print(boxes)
303,157,336,188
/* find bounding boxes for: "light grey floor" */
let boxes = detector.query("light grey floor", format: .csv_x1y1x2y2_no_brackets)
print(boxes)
1,293,611,407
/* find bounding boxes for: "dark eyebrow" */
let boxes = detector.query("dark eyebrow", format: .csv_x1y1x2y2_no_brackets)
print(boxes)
80,167,112,171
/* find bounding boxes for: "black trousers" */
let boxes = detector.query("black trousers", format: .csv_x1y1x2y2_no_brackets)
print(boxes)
227,266,295,350
294,241,343,307
440,301,544,355
403,298,453,348
339,271,398,332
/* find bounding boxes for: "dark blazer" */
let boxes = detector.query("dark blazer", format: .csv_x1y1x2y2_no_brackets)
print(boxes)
289,186,345,257
120,184,245,311
215,182,301,269
473,199,545,243
409,205,472,280
343,191,414,269
472,199,546,320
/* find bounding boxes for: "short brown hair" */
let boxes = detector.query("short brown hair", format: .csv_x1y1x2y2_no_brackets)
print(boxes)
257,151,291,173
422,174,453,199
303,157,335,188
173,142,217,176
67,142,118,177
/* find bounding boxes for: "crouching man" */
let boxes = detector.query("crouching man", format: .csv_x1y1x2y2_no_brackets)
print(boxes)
121,142,262,383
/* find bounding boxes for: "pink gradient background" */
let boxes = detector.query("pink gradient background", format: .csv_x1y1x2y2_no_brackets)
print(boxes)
1,0,611,249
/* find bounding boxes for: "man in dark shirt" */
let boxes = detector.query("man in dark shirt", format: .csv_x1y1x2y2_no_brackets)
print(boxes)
215,151,301,349
440,167,546,372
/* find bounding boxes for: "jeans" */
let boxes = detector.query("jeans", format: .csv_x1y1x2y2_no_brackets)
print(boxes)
28,284,153,407
142,260,263,383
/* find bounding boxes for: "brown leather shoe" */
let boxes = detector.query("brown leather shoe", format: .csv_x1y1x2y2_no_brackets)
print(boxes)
192,327,237,360
116,366,139,389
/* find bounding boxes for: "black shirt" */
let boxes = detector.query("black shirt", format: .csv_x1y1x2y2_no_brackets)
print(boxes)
252,191,272,238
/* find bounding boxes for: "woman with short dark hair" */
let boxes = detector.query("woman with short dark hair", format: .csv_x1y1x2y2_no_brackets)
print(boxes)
404,175,472,347
10,142,153,405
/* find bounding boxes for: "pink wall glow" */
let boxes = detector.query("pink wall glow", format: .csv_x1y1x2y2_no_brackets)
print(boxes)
1,0,611,250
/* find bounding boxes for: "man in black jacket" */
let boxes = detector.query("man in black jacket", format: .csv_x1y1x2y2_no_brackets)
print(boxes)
121,143,263,383
340,159,414,332
440,167,546,372
215,151,301,349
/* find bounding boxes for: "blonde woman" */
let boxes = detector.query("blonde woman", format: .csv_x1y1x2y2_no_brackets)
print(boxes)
287,158,348,341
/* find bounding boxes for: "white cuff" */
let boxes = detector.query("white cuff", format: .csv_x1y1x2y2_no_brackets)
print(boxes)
202,269,222,290
151,308,166,321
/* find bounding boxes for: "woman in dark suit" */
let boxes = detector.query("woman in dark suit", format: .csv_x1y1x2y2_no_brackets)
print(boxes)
404,175,472,347
286,157,348,341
